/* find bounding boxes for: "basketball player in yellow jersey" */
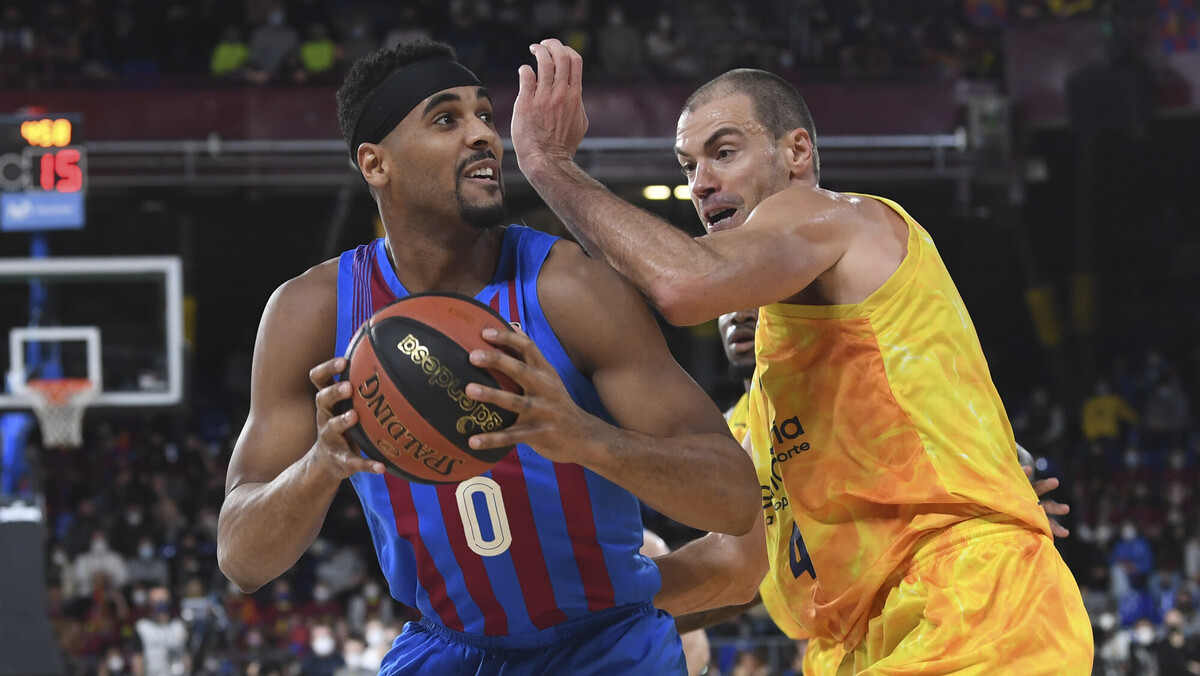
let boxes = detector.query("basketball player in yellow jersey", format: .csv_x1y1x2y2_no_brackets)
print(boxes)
721,308,844,676
511,39,1093,674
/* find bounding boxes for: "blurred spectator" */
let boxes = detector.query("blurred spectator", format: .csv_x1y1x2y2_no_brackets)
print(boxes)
302,581,345,626
0,4,38,88
111,499,155,557
1011,386,1067,463
247,0,300,84
160,0,206,74
1082,378,1139,449
596,5,643,82
562,3,592,62
1154,608,1200,674
530,0,571,38
445,7,487,76
360,618,400,673
300,623,345,676
1142,372,1191,452
644,11,702,81
97,644,135,676
315,543,368,599
1186,530,1200,585
382,6,432,50
335,633,373,676
339,15,378,69
132,585,189,676
212,25,251,79
73,530,129,599
346,578,398,634
1128,618,1163,673
1112,520,1157,593
125,535,170,588
35,1,81,86
107,0,158,77
179,576,226,659
295,22,341,83
62,497,104,557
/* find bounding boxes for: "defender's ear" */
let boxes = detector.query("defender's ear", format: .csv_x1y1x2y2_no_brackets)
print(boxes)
782,127,814,182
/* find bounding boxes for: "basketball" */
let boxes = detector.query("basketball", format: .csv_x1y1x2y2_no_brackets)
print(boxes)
337,292,521,484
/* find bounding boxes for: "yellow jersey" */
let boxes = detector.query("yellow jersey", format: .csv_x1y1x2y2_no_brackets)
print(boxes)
747,194,1051,648
727,392,808,641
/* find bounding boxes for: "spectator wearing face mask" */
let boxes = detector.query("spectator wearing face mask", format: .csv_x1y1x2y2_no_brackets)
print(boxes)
345,578,397,634
97,645,135,676
1155,608,1200,673
73,530,129,599
246,0,299,84
132,585,189,676
335,633,374,676
125,536,169,588
300,623,344,676
1127,618,1161,673
359,618,399,674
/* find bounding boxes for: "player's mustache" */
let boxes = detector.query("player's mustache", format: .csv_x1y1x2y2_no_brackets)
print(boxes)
457,150,499,177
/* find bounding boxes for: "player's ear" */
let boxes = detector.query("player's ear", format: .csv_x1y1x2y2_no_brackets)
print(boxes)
782,127,813,181
358,143,388,188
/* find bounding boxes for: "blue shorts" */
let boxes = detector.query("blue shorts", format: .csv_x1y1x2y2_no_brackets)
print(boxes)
379,602,687,675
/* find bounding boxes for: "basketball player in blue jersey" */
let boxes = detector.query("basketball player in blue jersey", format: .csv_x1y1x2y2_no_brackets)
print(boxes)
216,39,758,675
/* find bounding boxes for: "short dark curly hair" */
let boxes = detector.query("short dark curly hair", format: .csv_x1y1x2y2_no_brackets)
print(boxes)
335,39,458,152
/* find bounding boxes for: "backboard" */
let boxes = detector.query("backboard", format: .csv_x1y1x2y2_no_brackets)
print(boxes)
0,256,183,408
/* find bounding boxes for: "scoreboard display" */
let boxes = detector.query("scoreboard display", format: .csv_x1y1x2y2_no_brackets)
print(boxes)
0,114,86,231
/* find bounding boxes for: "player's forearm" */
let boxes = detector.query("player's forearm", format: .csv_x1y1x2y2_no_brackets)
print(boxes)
673,594,762,634
576,423,758,535
217,451,341,592
523,159,718,324
654,532,765,616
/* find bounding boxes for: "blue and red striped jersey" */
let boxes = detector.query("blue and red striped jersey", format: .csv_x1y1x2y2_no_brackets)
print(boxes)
335,226,660,640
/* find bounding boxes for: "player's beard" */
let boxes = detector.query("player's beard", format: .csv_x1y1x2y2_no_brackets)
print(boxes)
729,361,755,384
457,189,506,230
456,151,507,230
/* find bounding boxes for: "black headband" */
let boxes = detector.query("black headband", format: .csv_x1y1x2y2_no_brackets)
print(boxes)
349,58,483,163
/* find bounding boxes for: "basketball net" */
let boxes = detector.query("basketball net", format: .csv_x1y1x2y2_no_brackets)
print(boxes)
22,378,96,449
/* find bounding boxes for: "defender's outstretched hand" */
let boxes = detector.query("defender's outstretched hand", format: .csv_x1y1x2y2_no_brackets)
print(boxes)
465,327,595,464
511,38,589,174
1024,465,1070,538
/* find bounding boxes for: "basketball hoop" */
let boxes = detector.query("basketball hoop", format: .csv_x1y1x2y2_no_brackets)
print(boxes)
21,378,97,449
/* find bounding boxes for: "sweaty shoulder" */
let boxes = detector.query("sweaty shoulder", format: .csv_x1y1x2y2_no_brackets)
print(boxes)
536,239,648,376
769,188,908,305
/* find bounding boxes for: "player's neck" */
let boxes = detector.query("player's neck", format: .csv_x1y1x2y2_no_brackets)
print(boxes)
383,225,504,296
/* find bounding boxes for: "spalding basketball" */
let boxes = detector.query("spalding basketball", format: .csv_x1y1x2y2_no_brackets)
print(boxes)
337,292,521,484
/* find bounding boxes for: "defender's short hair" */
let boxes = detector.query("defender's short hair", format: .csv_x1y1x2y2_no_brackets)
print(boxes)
684,69,820,183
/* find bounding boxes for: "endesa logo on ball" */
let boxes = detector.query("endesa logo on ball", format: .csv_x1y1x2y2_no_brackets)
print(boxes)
395,333,509,435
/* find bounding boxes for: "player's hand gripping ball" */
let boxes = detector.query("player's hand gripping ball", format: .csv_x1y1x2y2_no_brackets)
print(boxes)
337,292,521,483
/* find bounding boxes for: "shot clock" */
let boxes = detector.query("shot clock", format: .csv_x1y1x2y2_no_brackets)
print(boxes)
0,114,86,231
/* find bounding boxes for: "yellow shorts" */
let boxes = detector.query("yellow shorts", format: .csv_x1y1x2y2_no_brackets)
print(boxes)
761,574,844,675
843,514,1094,675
